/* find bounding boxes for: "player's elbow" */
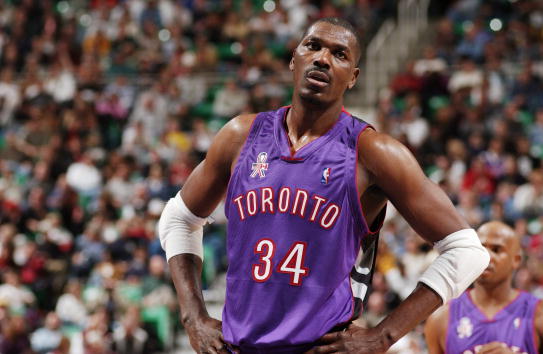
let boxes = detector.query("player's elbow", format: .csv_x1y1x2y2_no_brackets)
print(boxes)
419,229,490,304
470,239,490,277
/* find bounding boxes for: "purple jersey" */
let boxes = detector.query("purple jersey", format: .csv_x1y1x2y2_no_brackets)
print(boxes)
222,106,377,351
446,290,540,354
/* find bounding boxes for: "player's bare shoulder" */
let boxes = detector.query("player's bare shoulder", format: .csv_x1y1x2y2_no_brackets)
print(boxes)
218,113,258,147
356,128,420,182
209,113,258,169
223,113,258,143
357,129,413,167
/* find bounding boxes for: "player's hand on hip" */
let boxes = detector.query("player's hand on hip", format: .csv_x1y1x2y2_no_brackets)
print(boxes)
305,324,390,354
474,342,516,354
185,316,234,354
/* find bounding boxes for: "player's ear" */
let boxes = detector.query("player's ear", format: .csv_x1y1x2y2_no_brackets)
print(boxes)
348,67,360,90
289,57,294,71
513,249,522,269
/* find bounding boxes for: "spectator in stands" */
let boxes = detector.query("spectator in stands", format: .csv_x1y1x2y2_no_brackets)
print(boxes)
30,312,65,354
55,279,88,329
130,82,168,145
414,47,447,77
390,61,422,97
212,78,249,119
112,306,150,354
0,268,35,311
0,68,20,127
0,314,32,354
513,169,543,218
448,55,483,95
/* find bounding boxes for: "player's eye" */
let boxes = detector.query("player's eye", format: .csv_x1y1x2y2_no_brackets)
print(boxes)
335,51,346,59
306,42,319,50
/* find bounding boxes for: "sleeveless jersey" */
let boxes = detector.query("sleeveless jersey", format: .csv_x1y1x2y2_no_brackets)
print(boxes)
446,290,540,354
222,106,375,351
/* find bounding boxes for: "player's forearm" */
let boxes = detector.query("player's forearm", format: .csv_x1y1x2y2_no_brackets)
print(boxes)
375,283,442,346
168,254,210,325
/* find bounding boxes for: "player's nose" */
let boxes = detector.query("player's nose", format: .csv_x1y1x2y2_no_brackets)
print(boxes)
313,48,331,69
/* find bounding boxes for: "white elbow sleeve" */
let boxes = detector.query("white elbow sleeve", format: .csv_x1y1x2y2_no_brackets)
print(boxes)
158,192,208,262
419,229,490,304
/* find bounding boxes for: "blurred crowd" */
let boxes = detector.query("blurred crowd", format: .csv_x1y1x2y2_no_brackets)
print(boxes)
368,0,543,352
0,0,394,353
3,0,543,353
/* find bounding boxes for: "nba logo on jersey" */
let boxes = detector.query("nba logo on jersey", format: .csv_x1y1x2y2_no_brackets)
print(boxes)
251,152,269,178
321,168,331,184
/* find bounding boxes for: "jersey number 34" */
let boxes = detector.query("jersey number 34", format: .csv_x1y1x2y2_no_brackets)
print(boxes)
252,239,309,286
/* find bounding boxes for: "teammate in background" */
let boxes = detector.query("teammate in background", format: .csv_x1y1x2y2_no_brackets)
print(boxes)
424,221,543,354
159,17,489,353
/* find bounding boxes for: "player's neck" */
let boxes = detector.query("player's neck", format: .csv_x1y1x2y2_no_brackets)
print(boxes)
472,280,518,308
287,98,344,139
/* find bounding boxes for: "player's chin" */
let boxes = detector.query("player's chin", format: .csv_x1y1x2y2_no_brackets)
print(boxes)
476,271,494,283
298,90,329,106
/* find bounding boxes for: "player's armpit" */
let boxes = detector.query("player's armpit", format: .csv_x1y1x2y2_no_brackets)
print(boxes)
181,113,256,217
358,129,469,243
424,304,449,354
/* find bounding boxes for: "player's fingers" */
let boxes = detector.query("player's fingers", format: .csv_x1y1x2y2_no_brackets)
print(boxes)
478,348,507,354
305,344,340,354
476,342,509,353
227,346,241,354
212,338,227,352
201,349,218,354
478,341,504,348
317,331,342,344
217,346,230,354
226,343,241,354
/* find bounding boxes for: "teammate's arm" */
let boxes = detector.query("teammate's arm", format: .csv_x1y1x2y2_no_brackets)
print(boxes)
164,114,255,353
424,305,448,354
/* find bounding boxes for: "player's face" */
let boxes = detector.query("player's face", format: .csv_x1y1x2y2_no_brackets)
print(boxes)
290,22,360,106
476,227,521,285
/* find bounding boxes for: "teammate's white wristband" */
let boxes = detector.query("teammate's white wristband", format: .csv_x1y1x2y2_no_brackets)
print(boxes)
419,228,490,304
158,192,208,261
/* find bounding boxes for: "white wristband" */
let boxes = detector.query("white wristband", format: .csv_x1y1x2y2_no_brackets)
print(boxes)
419,229,490,304
158,192,208,261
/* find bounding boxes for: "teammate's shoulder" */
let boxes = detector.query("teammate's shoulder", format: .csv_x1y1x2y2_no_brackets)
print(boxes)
427,301,451,324
536,295,543,313
534,295,543,338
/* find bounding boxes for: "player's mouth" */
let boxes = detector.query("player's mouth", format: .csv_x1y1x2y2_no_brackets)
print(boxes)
305,69,330,88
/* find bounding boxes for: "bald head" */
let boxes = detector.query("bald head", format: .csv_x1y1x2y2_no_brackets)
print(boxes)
477,221,520,254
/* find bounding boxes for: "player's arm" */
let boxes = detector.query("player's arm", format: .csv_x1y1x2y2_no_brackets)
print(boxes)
307,131,488,354
536,300,543,354
364,130,488,347
160,114,255,353
361,130,469,241
424,305,449,354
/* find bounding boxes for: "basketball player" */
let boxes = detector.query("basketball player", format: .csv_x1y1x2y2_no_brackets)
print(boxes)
159,18,489,353
424,221,543,354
